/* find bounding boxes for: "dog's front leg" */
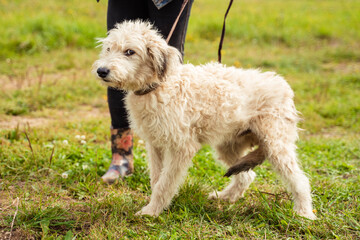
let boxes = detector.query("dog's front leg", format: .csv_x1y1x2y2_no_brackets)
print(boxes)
136,147,196,217
146,143,163,190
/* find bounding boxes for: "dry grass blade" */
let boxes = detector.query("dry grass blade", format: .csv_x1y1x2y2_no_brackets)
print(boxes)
49,146,55,167
24,130,35,160
9,197,19,240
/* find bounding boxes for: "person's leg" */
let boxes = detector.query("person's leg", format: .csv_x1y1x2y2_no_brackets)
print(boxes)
101,127,134,184
102,0,148,183
147,0,194,57
107,0,148,31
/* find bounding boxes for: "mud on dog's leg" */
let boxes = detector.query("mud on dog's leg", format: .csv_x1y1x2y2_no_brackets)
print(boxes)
146,143,163,190
136,146,197,217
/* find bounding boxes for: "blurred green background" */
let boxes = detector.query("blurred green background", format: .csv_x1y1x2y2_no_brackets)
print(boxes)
0,0,359,239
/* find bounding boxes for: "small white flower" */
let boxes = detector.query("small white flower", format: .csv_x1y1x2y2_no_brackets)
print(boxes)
81,135,86,140
138,139,144,145
75,135,81,140
61,172,68,179
82,164,89,170
62,140,69,145
80,140,86,145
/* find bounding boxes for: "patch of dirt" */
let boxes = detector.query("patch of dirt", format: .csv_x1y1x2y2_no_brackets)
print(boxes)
0,107,109,131
0,194,28,240
0,228,34,240
322,62,360,74
0,64,108,131
0,66,90,92
301,127,359,140
0,116,50,130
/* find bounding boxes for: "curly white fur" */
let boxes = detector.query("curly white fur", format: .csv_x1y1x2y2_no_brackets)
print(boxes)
93,20,316,220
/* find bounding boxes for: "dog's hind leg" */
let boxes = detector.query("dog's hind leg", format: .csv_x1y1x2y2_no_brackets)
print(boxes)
136,145,199,217
209,136,256,203
251,115,316,219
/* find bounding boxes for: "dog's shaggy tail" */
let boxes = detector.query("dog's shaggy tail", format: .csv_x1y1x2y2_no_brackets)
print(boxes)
224,146,266,177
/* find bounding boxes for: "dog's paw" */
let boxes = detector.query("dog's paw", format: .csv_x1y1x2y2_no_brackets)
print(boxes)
293,204,317,220
135,205,161,217
295,209,317,220
208,191,220,200
294,207,316,220
208,190,243,203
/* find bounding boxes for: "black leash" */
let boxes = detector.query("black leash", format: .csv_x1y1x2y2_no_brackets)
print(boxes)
218,0,234,63
168,0,234,63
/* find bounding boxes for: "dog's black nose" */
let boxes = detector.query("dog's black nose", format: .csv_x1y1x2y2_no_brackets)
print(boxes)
97,67,110,78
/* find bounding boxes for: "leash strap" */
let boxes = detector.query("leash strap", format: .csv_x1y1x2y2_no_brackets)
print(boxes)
166,0,189,43
218,0,234,63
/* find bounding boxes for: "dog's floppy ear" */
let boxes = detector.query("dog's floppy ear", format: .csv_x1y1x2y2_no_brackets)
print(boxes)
147,44,168,79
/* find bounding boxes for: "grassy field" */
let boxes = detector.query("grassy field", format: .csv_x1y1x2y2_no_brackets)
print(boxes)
0,0,359,239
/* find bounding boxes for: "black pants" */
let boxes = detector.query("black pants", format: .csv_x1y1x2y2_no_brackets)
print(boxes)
107,0,193,129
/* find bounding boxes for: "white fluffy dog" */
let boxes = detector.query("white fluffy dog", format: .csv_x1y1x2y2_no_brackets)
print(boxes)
93,20,316,220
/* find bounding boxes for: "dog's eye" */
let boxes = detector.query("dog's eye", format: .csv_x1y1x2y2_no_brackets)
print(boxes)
106,47,110,52
124,49,135,56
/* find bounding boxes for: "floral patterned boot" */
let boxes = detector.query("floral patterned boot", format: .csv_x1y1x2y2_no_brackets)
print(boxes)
101,127,134,184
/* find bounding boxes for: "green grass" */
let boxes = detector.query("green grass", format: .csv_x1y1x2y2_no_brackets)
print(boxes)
1,0,360,239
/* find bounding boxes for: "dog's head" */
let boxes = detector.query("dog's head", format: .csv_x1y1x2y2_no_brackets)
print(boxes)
92,20,181,91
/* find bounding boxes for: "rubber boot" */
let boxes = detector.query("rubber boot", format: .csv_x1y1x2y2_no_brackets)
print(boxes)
101,127,134,184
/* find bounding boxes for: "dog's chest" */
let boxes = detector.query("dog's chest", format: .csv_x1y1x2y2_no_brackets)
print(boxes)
125,93,186,145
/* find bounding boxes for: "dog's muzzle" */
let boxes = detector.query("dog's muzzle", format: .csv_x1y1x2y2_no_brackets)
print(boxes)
97,67,110,80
